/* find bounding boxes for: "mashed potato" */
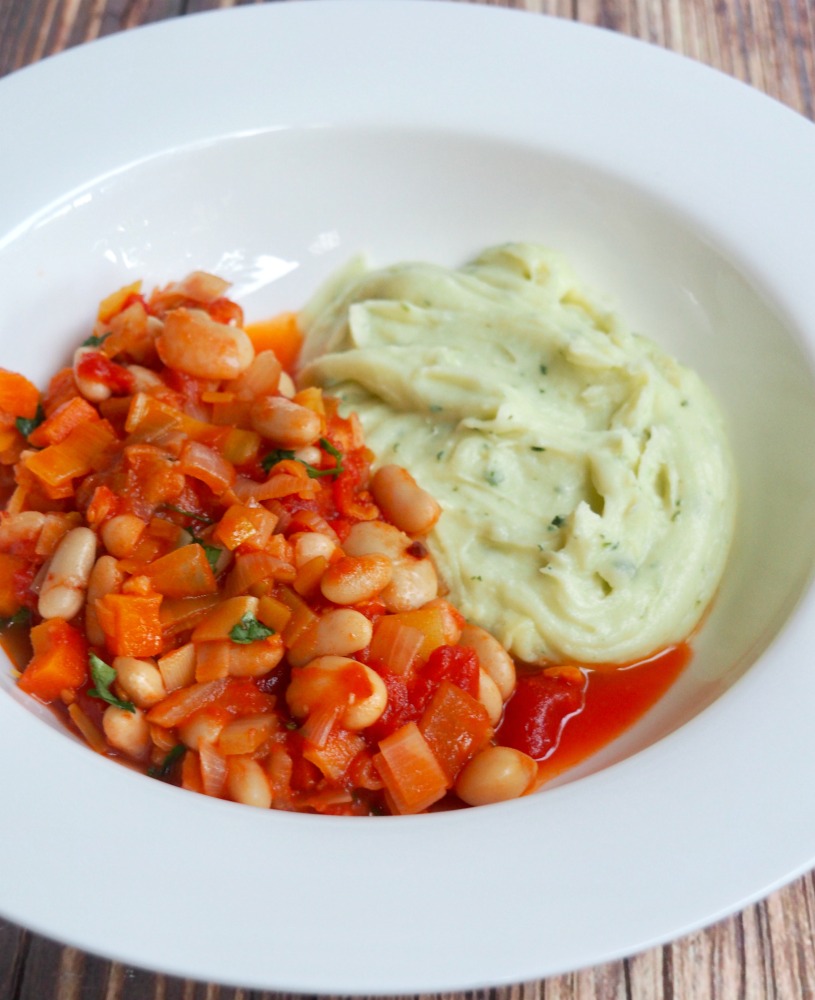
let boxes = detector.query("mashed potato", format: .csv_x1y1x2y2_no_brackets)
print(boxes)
298,243,736,665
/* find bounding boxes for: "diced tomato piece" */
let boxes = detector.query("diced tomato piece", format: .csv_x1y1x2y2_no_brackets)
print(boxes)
411,644,479,714
76,352,134,395
497,670,586,760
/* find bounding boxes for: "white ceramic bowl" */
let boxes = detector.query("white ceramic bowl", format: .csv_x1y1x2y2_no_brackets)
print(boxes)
1,2,814,993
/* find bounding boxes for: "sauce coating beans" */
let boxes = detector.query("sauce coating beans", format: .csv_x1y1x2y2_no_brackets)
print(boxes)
0,270,687,817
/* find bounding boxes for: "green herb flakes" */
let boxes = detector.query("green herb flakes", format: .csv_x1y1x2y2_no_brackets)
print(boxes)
229,612,275,645
87,653,135,713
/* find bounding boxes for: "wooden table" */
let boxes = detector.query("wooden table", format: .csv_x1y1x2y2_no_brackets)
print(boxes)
1,0,813,997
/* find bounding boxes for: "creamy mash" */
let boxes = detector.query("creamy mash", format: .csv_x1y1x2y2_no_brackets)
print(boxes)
298,243,736,665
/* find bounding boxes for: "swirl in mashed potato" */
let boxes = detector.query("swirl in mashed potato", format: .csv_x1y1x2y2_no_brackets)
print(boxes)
298,243,736,665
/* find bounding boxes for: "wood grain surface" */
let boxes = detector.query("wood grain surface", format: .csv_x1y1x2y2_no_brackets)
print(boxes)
0,1,813,998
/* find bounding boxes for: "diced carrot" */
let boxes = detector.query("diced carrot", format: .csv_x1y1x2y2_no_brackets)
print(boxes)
418,681,493,784
42,367,79,416
17,618,88,703
372,721,448,815
244,312,303,372
141,544,218,599
28,396,99,448
0,369,39,420
95,592,163,656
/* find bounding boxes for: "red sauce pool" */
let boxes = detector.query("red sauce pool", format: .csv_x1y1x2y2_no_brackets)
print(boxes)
534,644,691,787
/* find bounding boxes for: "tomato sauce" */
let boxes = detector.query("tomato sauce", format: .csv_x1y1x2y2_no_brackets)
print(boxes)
533,644,690,786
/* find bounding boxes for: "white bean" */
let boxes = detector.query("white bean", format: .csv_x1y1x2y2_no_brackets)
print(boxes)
102,705,151,761
320,553,393,606
38,526,97,620
156,308,254,379
287,608,373,669
459,624,516,701
286,655,388,731
478,669,504,725
226,757,272,809
250,396,321,449
455,746,537,806
73,347,111,402
293,531,337,569
370,465,442,536
100,514,146,558
85,554,123,646
113,656,166,709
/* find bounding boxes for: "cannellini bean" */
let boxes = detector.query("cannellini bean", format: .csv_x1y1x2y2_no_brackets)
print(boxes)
382,554,438,613
38,526,97,620
156,308,254,379
226,757,272,809
343,520,409,560
478,669,503,725
100,513,146,558
250,396,321,449
113,656,166,709
287,608,373,669
370,465,442,536
293,445,322,466
320,553,393,606
455,746,537,806
127,364,164,392
344,520,438,612
293,531,337,569
102,705,151,761
459,624,516,701
85,554,124,646
73,346,111,402
287,656,388,731
229,350,282,399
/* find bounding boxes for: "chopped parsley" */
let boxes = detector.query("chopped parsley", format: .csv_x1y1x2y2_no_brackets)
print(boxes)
189,538,221,570
87,653,135,713
147,744,186,781
229,612,275,644
530,446,546,452
15,404,45,440
159,503,215,526
0,607,31,630
261,448,296,472
261,438,344,480
549,514,566,529
82,331,111,348
539,363,548,375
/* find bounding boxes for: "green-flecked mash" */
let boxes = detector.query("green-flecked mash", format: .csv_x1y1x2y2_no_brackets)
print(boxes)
298,244,736,665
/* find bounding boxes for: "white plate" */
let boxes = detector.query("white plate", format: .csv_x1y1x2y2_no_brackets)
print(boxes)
1,2,815,993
